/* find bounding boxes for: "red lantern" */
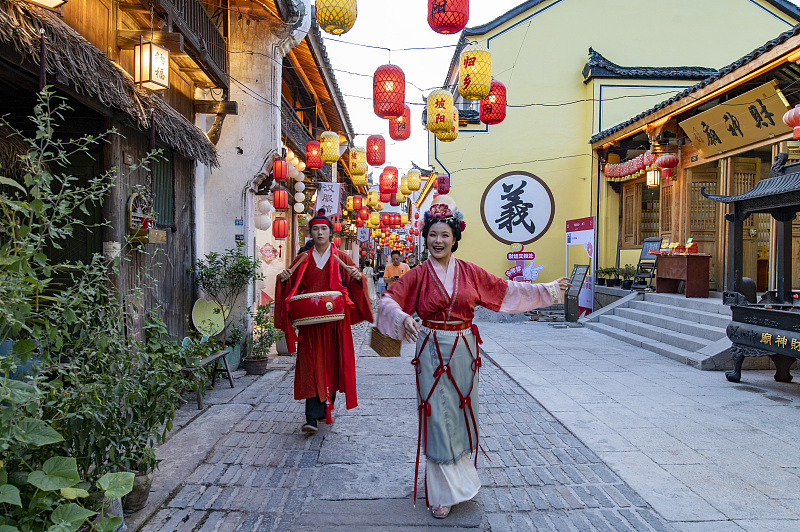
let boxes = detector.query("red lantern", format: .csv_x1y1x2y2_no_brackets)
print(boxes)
366,135,385,166
656,153,679,179
428,0,468,34
380,192,391,203
334,222,342,233
361,250,367,257
414,229,419,236
272,217,288,239
355,219,364,228
389,104,411,141
784,104,800,139
380,166,398,194
394,214,401,226
273,189,289,210
480,81,507,125
437,174,450,194
359,206,370,220
390,194,400,207
414,212,419,219
273,159,288,181
306,141,323,170
352,196,363,210
334,236,341,247
373,65,405,119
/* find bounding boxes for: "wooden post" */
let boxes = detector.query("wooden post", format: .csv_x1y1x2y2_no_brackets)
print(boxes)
727,209,744,294
775,212,794,304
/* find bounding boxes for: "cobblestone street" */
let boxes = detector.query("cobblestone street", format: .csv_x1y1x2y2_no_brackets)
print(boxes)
141,325,672,531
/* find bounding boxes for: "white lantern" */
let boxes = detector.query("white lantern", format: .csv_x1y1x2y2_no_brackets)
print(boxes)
293,203,305,213
294,181,306,192
254,214,272,231
134,37,170,90
288,166,299,180
294,192,306,203
297,161,306,172
294,170,306,182
256,199,273,214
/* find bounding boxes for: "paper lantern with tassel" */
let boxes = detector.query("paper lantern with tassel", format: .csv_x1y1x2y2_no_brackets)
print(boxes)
366,135,385,166
273,189,289,210
437,174,450,194
373,65,405,119
273,159,288,181
436,108,459,142
427,89,454,133
380,166,398,194
656,153,679,179
389,104,411,141
459,43,491,100
320,131,340,163
316,0,357,35
333,236,341,247
334,221,343,233
272,217,288,239
407,169,421,191
428,0,468,34
480,81,507,125
306,141,323,169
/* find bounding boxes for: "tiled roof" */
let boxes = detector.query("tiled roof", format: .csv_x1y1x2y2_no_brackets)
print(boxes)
590,24,800,145
582,48,716,83
702,157,800,217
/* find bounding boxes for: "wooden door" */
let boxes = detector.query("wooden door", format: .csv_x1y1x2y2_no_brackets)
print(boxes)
731,158,763,285
688,167,720,289
622,181,641,247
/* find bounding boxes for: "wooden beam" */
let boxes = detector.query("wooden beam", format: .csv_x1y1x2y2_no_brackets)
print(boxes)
287,49,330,131
117,30,184,53
194,100,238,115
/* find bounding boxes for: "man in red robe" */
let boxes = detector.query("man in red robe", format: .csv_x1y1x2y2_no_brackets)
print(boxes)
274,211,373,433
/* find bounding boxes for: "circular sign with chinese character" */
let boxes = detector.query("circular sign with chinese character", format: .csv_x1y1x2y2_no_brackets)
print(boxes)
480,172,555,245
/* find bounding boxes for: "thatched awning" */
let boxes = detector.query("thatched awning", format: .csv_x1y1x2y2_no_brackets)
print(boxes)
0,0,218,167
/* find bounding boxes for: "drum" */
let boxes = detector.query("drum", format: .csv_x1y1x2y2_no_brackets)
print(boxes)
288,291,345,327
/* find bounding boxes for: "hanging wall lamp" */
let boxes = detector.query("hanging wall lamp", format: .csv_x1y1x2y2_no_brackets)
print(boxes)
134,36,170,90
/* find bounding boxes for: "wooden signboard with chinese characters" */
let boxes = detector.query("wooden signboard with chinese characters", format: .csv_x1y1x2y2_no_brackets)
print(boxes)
679,81,791,158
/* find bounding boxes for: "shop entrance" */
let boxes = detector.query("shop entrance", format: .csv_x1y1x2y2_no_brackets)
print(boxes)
731,157,770,292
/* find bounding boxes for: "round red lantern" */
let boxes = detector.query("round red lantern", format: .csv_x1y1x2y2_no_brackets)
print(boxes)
480,81,507,125
273,159,288,181
784,104,800,139
394,214,401,226
272,217,288,239
366,135,385,166
428,0,468,34
414,212,419,219
334,236,341,247
380,166,399,194
414,229,419,236
306,141,323,170
359,206,370,221
389,104,411,141
437,174,450,194
334,221,342,233
361,250,367,257
273,189,289,210
373,65,405,119
380,192,391,203
656,153,679,178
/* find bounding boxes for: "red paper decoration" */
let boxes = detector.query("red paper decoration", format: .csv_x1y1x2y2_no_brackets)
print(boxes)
334,236,341,247
373,65,405,119
784,104,800,139
366,135,385,166
414,229,419,236
656,153,679,178
390,194,400,207
380,192,391,203
273,159,288,181
389,104,411,141
428,0,468,34
437,174,450,194
414,212,419,219
359,206,370,220
480,80,507,125
272,217,288,239
306,141,323,170
380,166,399,194
334,222,342,233
273,189,289,210
352,196,363,210
355,219,364,228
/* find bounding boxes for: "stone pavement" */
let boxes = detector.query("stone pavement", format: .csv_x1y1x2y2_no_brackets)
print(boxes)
478,320,800,532
136,322,673,531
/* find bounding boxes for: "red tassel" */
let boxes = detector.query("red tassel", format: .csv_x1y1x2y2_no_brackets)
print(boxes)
278,244,283,258
325,400,334,424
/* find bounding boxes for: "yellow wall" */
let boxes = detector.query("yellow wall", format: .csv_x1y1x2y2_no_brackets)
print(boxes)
429,0,797,280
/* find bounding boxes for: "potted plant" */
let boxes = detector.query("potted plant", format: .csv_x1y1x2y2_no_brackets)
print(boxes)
193,241,264,370
242,304,284,375
620,264,636,290
595,268,607,286
607,266,620,286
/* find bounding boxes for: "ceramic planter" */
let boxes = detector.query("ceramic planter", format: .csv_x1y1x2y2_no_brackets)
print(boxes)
242,357,269,375
122,469,153,513
225,343,241,371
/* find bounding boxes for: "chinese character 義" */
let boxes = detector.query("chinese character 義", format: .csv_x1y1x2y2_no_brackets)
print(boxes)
494,181,536,235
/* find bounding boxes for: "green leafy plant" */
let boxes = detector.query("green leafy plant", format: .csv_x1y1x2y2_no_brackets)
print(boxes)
247,304,284,360
620,264,636,281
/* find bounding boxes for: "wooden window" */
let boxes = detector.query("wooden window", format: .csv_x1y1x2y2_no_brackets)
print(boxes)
641,185,660,242
690,176,716,232
661,185,672,233
153,151,174,227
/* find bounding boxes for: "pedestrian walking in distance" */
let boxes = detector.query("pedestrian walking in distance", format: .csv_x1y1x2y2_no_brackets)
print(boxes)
384,249,410,289
376,195,570,519
275,210,373,434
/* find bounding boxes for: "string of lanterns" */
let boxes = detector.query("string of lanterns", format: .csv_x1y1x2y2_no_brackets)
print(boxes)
603,150,679,187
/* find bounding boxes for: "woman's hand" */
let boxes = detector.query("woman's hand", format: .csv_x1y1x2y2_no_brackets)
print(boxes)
402,315,419,343
555,276,572,291
280,268,292,282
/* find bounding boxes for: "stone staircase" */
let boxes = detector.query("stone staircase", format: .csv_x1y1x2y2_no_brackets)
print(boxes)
582,292,734,370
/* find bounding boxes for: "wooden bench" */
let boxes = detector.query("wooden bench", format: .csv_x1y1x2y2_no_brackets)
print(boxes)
181,349,234,410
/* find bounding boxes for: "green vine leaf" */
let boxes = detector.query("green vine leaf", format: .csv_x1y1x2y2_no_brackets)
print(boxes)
97,471,134,499
0,484,22,507
48,503,95,532
12,418,64,447
27,457,80,491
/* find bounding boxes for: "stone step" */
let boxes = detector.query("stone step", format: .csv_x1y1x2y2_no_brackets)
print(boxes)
584,322,707,367
643,292,732,316
628,300,731,330
615,307,727,342
598,314,709,352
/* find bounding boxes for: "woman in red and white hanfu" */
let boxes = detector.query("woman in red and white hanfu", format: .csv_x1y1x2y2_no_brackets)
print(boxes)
376,196,568,519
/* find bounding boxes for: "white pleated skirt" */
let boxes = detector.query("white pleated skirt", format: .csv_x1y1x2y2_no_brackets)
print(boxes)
425,454,481,507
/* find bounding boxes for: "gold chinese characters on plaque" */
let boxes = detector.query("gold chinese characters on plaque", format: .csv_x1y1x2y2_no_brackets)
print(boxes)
679,80,791,158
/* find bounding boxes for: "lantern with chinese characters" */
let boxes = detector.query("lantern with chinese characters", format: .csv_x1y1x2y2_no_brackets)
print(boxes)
370,212,380,225
400,176,410,195
352,195,363,210
428,0,468,34
349,147,367,176
407,169,421,191
273,189,289,210
272,217,288,239
437,174,450,194
480,80,507,125
346,196,354,211
459,43,491,100
351,174,367,187
320,131,340,163
359,206,370,220
380,166,398,195
373,64,405,119
427,89,454,133
656,153,679,180
437,108,459,142
334,236,342,247
273,159,288,181
306,141,323,169
366,135,385,166
367,190,379,207
315,0,357,35
389,104,411,141
134,37,170,90
783,104,800,139
375,201,384,211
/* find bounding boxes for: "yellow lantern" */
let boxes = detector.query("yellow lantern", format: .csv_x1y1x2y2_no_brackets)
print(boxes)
315,0,357,36
346,196,354,211
401,214,409,225
407,169,421,191
400,176,410,196
436,108,459,142
458,43,491,100
352,173,367,187
349,147,367,176
375,201,384,211
427,89,454,134
367,190,379,207
320,131,340,163
370,212,380,225
395,191,405,203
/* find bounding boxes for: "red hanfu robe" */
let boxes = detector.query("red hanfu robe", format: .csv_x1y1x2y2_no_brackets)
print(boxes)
274,246,373,410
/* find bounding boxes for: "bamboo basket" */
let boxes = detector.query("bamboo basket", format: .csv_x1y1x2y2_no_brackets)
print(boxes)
370,327,401,357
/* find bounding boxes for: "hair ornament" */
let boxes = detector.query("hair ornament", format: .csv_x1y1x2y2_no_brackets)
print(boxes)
423,195,465,231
